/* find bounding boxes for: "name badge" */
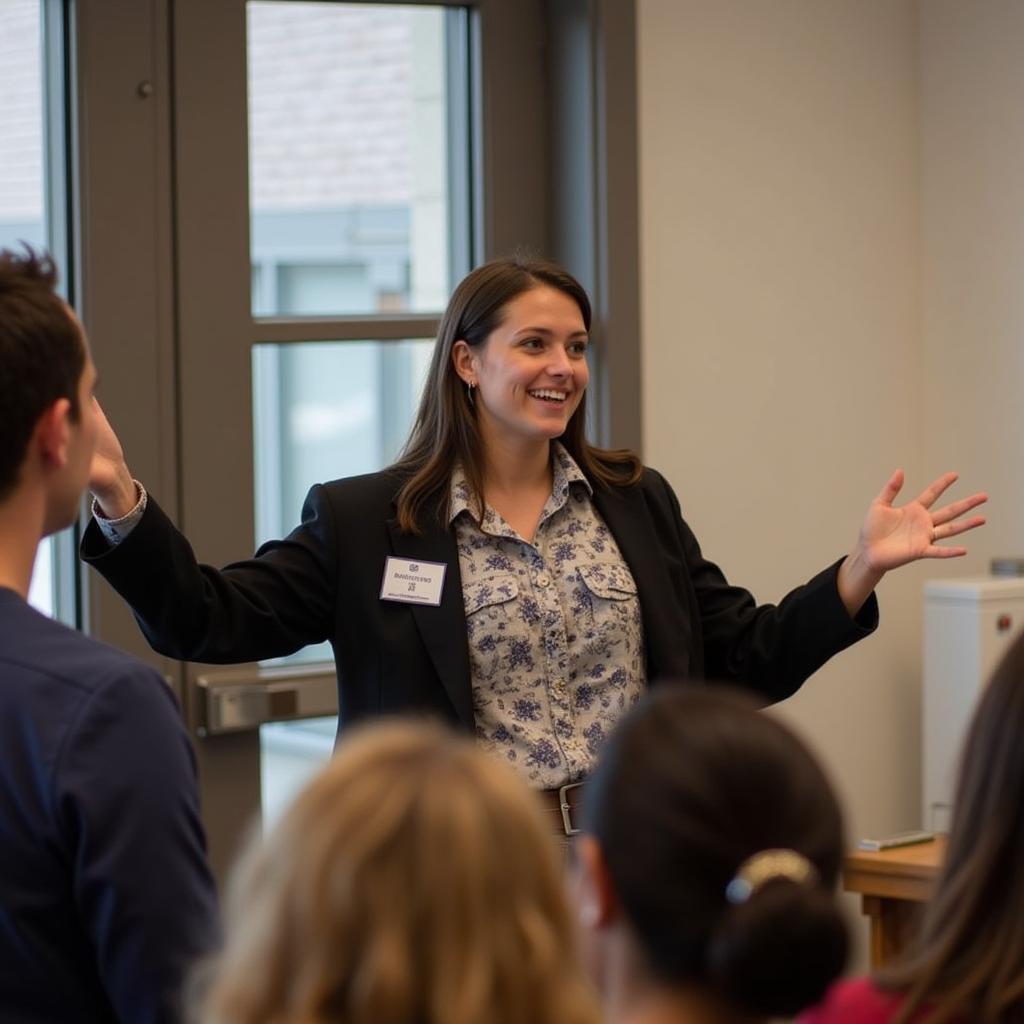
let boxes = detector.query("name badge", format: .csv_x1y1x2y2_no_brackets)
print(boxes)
380,556,447,607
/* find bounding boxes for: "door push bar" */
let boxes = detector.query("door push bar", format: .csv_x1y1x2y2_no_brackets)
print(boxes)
195,667,337,736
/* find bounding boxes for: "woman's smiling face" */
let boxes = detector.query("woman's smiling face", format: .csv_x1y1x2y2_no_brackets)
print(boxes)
455,284,590,451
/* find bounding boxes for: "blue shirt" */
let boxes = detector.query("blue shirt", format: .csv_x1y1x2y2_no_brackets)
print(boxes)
0,587,218,1023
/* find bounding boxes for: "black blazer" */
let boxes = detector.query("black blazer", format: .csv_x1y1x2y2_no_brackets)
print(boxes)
81,467,877,731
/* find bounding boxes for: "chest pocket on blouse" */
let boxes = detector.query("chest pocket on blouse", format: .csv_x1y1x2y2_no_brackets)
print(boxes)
462,574,520,680
576,563,641,642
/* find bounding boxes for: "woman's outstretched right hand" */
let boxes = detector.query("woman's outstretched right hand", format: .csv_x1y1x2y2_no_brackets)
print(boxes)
89,399,138,519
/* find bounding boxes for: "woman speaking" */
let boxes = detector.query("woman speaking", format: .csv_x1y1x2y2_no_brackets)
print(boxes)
82,257,985,813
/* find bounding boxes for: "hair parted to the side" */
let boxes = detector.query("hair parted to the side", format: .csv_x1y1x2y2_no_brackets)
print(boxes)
582,686,848,1019
878,629,1024,1024
392,255,642,533
0,245,84,501
196,718,600,1024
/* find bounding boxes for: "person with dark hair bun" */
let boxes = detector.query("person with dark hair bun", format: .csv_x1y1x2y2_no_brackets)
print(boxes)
799,627,1024,1024
573,685,849,1023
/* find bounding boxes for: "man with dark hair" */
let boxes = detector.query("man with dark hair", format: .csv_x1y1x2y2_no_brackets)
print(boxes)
0,246,218,1022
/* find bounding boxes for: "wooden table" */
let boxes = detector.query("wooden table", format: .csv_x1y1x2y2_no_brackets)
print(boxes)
842,835,945,968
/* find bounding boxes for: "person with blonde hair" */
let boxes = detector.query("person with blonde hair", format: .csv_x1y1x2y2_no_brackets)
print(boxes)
196,718,600,1024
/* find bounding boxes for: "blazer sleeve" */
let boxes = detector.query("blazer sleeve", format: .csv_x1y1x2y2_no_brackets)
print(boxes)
56,665,219,1024
652,469,878,702
80,484,338,663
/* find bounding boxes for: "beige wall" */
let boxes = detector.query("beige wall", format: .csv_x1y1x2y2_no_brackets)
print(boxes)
920,1,1024,562
638,0,922,833
637,0,1022,964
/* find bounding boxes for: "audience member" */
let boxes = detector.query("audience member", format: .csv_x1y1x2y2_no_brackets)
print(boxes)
0,246,218,1022
196,719,600,1024
800,628,1024,1024
573,686,849,1024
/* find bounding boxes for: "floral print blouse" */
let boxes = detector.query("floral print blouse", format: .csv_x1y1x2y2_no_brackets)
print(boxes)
450,444,645,789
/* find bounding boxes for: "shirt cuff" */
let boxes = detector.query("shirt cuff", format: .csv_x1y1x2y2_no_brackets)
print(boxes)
92,481,148,547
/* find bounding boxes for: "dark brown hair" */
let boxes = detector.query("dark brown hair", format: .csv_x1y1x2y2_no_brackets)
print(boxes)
583,686,849,1018
391,256,642,533
0,246,84,500
879,630,1024,1022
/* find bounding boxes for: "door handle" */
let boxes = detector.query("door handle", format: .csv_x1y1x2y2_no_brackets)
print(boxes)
195,667,337,736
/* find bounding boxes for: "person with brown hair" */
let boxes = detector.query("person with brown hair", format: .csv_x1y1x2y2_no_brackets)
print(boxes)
195,719,600,1024
0,246,218,1022
573,685,850,1023
798,628,1024,1024
82,255,984,830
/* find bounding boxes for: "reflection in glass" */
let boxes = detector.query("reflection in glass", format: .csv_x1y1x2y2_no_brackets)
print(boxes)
247,2,456,316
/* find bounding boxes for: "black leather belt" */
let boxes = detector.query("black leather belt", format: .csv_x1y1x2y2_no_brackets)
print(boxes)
537,781,587,836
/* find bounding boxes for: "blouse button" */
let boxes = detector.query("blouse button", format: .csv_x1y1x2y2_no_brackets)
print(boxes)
537,574,551,588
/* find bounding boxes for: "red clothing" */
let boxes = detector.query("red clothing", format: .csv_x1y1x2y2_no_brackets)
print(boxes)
798,977,942,1023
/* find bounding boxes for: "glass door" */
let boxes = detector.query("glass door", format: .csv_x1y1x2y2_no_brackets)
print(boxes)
173,0,548,871
247,0,461,825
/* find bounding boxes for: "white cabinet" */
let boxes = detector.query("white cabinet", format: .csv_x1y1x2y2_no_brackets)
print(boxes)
923,577,1024,831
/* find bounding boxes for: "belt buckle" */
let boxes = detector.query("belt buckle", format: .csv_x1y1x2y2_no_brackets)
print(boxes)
559,781,585,836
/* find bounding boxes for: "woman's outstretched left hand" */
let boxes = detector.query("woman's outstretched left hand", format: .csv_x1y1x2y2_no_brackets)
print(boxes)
837,469,987,617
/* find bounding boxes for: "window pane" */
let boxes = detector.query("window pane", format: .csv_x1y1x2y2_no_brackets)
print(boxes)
0,2,45,248
27,536,55,616
1,0,72,624
253,337,431,818
247,2,462,316
253,338,432,664
260,716,337,828
253,339,432,545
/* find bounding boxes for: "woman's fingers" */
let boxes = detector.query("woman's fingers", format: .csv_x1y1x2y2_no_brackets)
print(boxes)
930,492,989,527
931,515,987,542
874,468,905,508
914,471,961,510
